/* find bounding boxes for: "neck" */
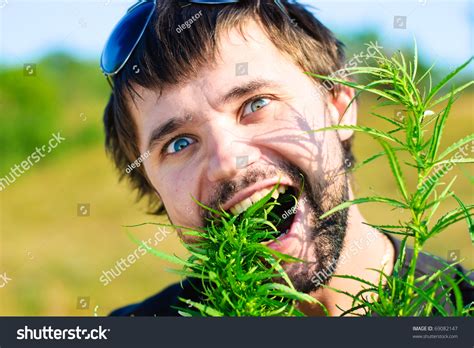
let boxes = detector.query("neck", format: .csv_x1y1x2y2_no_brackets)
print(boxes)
298,185,395,316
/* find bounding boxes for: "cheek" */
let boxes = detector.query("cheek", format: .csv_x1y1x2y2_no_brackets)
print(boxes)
153,169,194,221
269,98,329,143
274,102,340,167
258,119,322,163
256,119,343,185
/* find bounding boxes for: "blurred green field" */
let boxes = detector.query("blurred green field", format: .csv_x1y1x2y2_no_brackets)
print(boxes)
0,53,472,316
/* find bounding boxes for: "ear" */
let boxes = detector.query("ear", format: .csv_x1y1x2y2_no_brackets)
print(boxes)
326,85,357,142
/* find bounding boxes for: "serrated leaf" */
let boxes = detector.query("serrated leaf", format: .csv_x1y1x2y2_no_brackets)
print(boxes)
320,197,408,219
427,92,454,163
377,138,409,202
437,134,474,160
452,194,474,243
425,56,473,106
308,125,404,146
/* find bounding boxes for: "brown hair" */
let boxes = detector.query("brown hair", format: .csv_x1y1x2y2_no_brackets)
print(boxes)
103,0,352,215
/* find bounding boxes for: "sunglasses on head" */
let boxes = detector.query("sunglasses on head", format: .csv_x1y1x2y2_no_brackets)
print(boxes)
100,0,293,83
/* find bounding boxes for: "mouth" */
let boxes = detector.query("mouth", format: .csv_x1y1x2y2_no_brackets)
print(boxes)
224,183,300,244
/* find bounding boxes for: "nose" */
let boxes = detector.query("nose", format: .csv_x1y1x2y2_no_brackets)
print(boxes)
205,124,258,183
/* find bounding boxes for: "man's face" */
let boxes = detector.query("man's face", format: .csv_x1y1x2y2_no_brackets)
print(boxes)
130,20,355,293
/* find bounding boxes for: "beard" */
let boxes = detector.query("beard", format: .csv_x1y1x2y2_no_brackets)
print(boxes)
203,146,350,294
281,162,349,293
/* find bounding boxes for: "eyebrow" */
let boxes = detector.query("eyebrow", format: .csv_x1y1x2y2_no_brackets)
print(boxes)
218,78,281,105
147,116,191,153
146,78,282,152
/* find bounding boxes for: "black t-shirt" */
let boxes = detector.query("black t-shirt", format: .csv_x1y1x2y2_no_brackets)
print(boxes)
109,235,473,316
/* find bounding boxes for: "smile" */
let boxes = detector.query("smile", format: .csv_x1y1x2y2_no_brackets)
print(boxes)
222,180,302,247
228,185,286,215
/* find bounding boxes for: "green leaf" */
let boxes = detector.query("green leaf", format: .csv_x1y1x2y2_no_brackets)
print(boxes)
372,112,404,128
440,275,464,315
304,72,399,102
425,56,473,106
429,80,474,108
191,194,225,218
416,61,436,85
397,278,449,315
430,205,474,237
244,183,279,218
452,194,474,243
437,134,474,160
393,237,408,278
432,158,474,166
257,283,316,303
423,176,457,223
320,197,408,219
377,138,409,202
178,297,224,317
363,223,414,237
351,146,405,172
427,93,454,163
412,37,419,81
126,230,191,266
307,125,405,146
124,221,195,233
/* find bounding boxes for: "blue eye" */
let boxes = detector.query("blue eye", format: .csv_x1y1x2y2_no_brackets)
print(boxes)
243,98,270,116
165,136,195,154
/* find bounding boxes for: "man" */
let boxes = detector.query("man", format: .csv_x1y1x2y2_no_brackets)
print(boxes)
101,0,472,316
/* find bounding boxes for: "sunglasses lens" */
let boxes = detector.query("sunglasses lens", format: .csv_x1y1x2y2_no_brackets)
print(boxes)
186,0,239,3
101,2,155,75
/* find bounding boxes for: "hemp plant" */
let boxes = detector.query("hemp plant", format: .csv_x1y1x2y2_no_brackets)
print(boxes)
129,185,326,316
306,41,473,316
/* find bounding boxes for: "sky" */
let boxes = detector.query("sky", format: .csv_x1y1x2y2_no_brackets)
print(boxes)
0,0,472,69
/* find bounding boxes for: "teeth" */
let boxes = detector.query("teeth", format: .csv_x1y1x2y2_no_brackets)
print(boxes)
231,199,253,215
271,190,279,199
249,190,264,203
257,188,272,200
229,185,289,215
238,198,253,213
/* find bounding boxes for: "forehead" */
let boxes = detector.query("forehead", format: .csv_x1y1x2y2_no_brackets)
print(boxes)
129,19,309,150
